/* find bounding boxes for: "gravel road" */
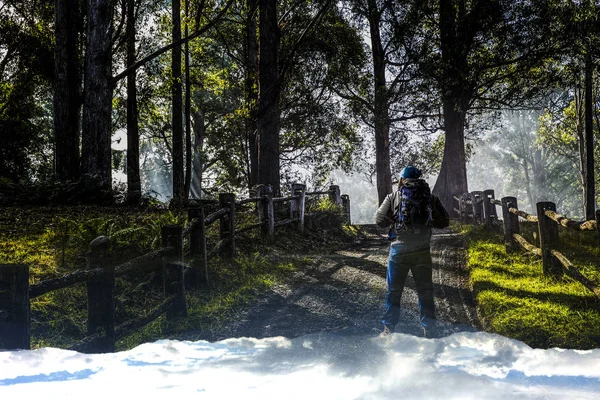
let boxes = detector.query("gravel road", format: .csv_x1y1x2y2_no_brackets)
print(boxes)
191,225,482,341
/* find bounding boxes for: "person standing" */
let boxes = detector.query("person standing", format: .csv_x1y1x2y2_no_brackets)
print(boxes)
375,166,449,337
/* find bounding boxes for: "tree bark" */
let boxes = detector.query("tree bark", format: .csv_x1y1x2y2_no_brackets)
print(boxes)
190,110,205,198
584,51,596,219
126,0,141,204
184,0,192,199
172,0,184,203
257,0,281,194
54,0,82,182
432,0,469,213
367,0,392,205
575,82,587,215
246,0,259,189
82,0,114,195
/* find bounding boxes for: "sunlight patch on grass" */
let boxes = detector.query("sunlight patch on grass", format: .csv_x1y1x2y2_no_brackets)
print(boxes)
459,222,600,349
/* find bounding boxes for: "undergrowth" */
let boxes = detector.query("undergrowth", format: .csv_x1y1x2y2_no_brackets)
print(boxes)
1,203,357,351
456,221,600,349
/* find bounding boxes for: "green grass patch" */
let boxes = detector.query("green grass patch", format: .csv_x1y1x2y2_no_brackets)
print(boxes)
1,205,357,351
457,221,600,349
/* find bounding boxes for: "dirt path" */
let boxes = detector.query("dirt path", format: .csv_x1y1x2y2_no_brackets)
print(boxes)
190,225,481,341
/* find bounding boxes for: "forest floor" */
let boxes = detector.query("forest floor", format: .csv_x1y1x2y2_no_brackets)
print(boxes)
177,225,482,342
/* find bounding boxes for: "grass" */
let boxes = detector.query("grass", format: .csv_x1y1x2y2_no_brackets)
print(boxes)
456,221,600,349
1,204,358,351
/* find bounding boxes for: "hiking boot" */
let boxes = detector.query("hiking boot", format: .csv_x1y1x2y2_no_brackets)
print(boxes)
379,325,394,338
422,325,437,338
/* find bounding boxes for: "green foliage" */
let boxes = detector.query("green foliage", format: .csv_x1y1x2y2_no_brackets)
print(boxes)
458,222,600,349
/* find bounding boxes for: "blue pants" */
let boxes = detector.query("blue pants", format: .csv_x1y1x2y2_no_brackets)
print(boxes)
382,241,435,329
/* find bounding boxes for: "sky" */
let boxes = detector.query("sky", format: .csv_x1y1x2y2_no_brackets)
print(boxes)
2,330,600,400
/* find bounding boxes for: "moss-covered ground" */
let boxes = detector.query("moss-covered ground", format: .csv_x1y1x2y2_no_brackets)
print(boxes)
457,221,600,349
1,199,357,351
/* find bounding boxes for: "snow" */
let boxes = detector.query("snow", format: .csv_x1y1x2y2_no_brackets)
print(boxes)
1,331,600,399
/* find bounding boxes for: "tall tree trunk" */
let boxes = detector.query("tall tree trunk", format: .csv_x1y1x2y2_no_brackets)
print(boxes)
54,0,81,182
190,110,205,198
367,0,392,205
246,0,259,189
584,51,596,219
172,0,184,203
82,0,114,196
433,0,469,213
433,101,468,212
258,0,280,194
575,82,587,215
126,0,141,204
184,0,192,198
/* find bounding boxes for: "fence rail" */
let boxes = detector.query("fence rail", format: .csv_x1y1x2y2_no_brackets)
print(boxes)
1,183,352,352
455,190,600,300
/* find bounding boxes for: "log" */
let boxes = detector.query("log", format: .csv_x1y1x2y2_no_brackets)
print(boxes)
235,221,267,235
273,195,300,203
544,209,597,231
30,268,103,298
512,233,542,256
508,207,538,223
113,296,176,342
550,250,600,299
235,197,263,206
114,247,172,276
204,208,228,225
274,217,298,228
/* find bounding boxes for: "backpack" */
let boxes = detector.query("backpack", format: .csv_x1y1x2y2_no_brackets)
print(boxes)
395,179,433,235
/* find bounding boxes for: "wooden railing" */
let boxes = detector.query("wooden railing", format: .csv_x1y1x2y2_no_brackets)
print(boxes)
0,183,351,352
454,190,600,300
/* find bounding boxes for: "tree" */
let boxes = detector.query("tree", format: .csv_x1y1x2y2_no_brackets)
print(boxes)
257,0,280,193
81,0,115,196
171,0,185,203
405,0,560,213
126,0,141,203
54,0,83,182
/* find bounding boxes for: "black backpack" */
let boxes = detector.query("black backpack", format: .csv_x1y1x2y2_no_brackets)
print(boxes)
395,179,433,235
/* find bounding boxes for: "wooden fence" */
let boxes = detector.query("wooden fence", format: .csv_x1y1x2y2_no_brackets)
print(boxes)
454,191,600,299
0,183,351,352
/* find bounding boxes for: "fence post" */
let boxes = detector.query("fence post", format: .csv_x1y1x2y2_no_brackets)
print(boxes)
290,183,306,233
471,191,484,224
483,189,497,230
341,194,351,225
162,225,184,263
458,193,467,223
188,207,207,286
257,184,275,242
0,264,30,350
501,197,520,252
86,236,115,353
329,185,341,206
537,202,561,277
219,193,236,259
165,262,187,320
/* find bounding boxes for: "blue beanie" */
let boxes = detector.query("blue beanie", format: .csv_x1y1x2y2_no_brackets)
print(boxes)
400,166,421,179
